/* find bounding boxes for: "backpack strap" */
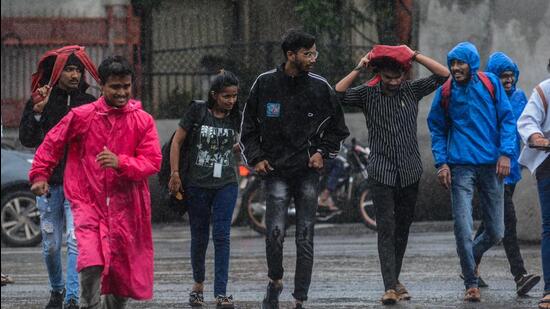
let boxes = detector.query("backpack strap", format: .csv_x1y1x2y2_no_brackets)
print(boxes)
440,72,496,116
477,71,495,102
440,77,453,113
535,85,548,114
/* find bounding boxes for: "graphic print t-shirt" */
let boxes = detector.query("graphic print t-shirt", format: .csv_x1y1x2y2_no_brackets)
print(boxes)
179,108,238,189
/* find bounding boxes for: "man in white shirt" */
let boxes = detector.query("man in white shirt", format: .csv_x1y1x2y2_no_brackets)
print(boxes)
517,62,550,309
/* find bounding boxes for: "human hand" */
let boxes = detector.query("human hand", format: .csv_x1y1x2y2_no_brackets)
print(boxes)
232,143,241,154
32,85,52,113
31,180,49,196
530,134,550,147
254,160,274,175
496,156,511,179
437,164,451,190
401,45,416,60
354,52,371,71
96,146,119,169
308,152,324,170
168,172,183,195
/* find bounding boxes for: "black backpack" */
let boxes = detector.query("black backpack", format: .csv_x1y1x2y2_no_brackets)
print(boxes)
158,100,208,215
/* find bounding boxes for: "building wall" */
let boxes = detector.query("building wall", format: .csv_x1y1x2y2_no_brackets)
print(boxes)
0,0,125,17
416,0,550,241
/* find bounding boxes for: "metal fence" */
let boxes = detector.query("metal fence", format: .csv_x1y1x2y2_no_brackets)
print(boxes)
145,41,372,119
0,5,140,128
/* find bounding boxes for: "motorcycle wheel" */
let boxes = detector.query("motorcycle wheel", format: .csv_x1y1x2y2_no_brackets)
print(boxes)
355,180,377,231
241,178,268,235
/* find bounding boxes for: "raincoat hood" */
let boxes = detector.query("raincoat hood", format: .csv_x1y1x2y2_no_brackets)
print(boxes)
31,45,100,93
485,51,520,94
447,41,480,77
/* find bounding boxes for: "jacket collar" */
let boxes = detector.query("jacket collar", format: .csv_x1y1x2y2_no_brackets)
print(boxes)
95,96,140,114
277,63,309,84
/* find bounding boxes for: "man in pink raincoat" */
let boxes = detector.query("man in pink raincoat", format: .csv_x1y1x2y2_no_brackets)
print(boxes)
29,56,162,308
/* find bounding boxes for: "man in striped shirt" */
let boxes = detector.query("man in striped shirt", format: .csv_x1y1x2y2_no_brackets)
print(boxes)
335,46,449,305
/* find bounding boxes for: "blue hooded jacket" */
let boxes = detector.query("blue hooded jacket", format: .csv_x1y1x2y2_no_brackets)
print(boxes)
485,51,527,184
427,42,516,167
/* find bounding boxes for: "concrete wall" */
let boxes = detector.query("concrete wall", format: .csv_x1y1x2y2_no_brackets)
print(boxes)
416,0,550,241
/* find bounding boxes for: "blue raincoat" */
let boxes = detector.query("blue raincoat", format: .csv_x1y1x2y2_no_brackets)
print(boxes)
427,42,516,167
485,51,527,184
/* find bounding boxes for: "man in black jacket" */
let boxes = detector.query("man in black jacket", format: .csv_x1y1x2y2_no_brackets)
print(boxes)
19,49,97,309
240,29,349,309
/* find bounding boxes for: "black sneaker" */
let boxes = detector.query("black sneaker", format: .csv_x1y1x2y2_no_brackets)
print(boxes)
216,295,235,308
262,281,283,309
64,298,79,309
45,289,65,309
189,291,205,307
516,274,541,296
478,276,488,288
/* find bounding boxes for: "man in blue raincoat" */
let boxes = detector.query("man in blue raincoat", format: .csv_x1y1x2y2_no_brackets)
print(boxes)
472,51,540,295
427,42,516,302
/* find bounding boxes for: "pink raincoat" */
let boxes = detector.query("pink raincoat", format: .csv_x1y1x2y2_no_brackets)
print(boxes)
29,97,162,300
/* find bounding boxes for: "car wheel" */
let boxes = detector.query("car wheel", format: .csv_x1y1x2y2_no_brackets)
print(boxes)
1,190,42,247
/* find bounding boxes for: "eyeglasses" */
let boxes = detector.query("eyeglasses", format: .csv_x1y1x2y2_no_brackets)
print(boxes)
302,50,319,59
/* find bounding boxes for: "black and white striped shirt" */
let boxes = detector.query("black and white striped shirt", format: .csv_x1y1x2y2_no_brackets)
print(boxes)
338,74,447,187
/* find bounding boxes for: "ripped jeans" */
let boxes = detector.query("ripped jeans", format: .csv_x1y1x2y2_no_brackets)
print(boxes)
36,185,79,303
264,171,319,301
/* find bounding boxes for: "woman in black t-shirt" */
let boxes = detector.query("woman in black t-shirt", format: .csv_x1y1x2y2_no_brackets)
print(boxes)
169,70,240,308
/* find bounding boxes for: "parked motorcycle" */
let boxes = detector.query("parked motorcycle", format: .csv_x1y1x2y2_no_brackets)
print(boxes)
234,139,376,235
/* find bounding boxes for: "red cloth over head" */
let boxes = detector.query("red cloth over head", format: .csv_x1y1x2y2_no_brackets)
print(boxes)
31,45,100,97
366,44,415,86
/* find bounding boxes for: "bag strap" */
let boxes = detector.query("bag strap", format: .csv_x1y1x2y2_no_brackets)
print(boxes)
477,72,495,102
535,85,548,114
440,72,496,111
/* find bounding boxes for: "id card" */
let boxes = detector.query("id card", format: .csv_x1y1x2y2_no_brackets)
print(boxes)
213,163,222,178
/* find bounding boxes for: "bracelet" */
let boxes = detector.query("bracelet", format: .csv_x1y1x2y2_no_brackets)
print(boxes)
437,167,449,175
412,50,420,61
353,65,363,72
170,171,179,176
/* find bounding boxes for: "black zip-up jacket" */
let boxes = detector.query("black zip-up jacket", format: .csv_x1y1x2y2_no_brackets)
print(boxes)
19,86,96,185
240,64,350,176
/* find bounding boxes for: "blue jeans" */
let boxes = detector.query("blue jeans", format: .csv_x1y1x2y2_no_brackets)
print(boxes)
325,158,345,192
538,174,550,292
36,185,79,303
450,165,504,289
186,184,238,297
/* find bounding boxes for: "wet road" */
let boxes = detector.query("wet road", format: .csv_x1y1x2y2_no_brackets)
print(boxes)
1,222,544,308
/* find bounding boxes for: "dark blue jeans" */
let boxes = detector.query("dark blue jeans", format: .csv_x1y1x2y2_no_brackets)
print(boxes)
450,165,504,289
325,158,345,192
537,163,550,292
264,170,319,302
186,184,238,297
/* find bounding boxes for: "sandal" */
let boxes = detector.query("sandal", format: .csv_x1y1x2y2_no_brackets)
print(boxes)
539,293,550,309
189,291,205,307
395,281,411,300
464,287,480,302
1,274,14,286
381,289,399,305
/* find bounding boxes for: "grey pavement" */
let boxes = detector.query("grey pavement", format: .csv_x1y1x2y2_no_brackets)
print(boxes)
1,222,544,308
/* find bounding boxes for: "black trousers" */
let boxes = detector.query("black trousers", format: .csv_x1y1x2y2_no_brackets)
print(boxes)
370,178,419,291
474,184,527,279
264,170,319,301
